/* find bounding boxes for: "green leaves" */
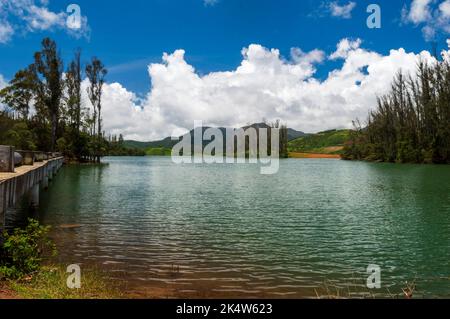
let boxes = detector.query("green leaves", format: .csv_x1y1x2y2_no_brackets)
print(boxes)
0,219,56,280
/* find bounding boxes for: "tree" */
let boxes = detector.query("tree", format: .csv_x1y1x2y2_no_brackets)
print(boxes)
0,66,35,120
33,38,64,151
0,37,128,161
65,49,82,132
65,49,84,159
86,57,107,162
344,59,450,164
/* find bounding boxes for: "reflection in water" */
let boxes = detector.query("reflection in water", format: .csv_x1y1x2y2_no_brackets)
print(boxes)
13,157,450,298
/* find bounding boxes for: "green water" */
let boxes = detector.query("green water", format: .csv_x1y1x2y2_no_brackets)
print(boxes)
32,157,450,297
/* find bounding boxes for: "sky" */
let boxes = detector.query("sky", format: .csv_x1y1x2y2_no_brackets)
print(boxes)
1,0,450,140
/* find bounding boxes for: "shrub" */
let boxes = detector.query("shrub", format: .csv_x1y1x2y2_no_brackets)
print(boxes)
0,219,56,280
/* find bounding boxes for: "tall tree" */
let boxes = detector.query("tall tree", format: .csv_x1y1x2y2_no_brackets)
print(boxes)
86,57,107,162
65,49,84,159
65,49,82,133
33,38,64,151
343,59,450,164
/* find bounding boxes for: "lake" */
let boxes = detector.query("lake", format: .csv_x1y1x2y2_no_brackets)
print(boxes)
14,157,450,298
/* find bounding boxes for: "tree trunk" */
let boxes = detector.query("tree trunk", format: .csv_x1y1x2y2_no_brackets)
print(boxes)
51,112,57,152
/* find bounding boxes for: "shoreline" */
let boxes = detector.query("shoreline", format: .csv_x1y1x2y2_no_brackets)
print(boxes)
289,152,341,159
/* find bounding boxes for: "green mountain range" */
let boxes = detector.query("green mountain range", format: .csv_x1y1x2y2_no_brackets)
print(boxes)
124,124,352,156
124,123,307,156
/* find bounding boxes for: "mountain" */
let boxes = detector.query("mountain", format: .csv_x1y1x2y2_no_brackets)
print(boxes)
287,128,307,141
124,123,307,151
124,137,176,150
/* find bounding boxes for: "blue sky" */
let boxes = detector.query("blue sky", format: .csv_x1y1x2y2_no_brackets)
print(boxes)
0,0,444,94
1,0,449,140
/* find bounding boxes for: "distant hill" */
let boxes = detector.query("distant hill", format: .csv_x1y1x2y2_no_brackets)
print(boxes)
242,123,307,141
288,129,351,155
124,137,176,150
287,128,307,141
125,123,307,155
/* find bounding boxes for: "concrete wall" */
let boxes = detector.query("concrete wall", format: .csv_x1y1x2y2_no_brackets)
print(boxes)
0,157,64,229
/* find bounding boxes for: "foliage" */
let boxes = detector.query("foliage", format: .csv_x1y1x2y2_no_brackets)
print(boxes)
288,130,351,154
0,37,116,162
343,60,450,164
86,57,108,162
33,38,64,151
3,122,37,151
124,138,176,150
145,147,172,156
0,219,56,280
106,134,146,156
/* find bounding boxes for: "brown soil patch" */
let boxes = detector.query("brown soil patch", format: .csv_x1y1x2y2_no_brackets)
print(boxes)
0,284,17,299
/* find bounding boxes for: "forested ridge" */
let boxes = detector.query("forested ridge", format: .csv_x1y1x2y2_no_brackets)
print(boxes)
343,59,450,164
0,38,144,161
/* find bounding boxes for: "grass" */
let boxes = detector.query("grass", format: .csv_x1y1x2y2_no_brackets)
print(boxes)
4,265,122,299
288,129,351,155
145,147,172,156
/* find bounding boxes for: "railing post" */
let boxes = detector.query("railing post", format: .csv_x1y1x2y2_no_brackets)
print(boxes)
17,150,35,166
34,151,44,162
0,145,15,173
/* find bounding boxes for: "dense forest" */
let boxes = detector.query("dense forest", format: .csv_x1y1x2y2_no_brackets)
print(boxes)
0,38,144,161
343,58,450,164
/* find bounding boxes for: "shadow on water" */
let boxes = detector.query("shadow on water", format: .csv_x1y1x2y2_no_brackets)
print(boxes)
6,163,108,230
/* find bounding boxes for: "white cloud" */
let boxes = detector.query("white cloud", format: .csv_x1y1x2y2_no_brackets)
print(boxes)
440,0,450,17
0,21,14,43
404,0,432,24
0,73,8,111
0,73,6,89
329,38,362,60
0,0,89,43
328,1,356,19
24,5,65,31
91,40,439,141
402,0,450,40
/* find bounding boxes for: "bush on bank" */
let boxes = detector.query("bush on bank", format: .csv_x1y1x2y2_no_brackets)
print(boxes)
0,219,56,280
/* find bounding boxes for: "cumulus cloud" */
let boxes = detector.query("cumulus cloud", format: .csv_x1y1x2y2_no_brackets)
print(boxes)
329,38,362,60
89,40,440,141
0,0,89,43
402,0,450,40
328,1,356,19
